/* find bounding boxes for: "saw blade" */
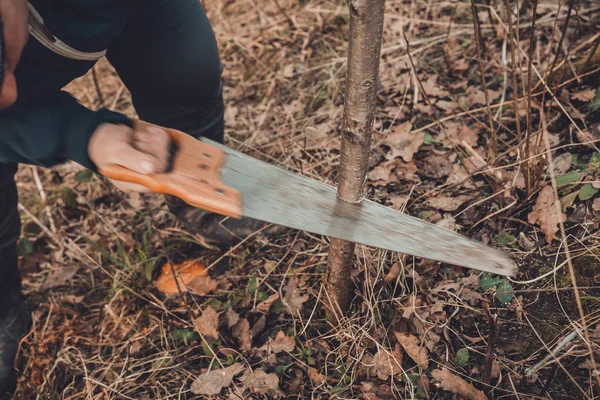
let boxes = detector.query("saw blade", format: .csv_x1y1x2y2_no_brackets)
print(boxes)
206,138,516,277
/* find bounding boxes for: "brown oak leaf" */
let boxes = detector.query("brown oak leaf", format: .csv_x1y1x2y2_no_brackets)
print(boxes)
571,88,595,102
431,368,487,400
428,194,473,212
190,363,245,395
242,369,282,397
368,347,403,380
194,306,220,340
187,275,218,297
368,164,393,186
282,278,309,315
382,121,424,162
232,318,252,351
260,330,296,354
528,185,566,242
394,332,429,369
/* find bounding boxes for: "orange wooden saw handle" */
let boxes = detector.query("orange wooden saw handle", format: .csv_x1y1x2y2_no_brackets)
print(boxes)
98,120,242,219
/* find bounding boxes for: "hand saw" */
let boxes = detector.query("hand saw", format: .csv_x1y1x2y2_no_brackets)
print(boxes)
99,120,516,277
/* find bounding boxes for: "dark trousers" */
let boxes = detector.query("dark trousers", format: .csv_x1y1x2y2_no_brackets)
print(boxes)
0,0,224,283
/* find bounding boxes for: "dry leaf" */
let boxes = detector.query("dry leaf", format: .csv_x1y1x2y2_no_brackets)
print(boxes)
394,332,429,369
194,306,220,340
282,278,309,315
155,260,208,295
428,195,473,212
41,264,79,290
528,185,567,242
187,275,218,297
421,76,449,98
384,262,402,281
225,308,240,329
571,88,595,102
431,368,487,400
421,154,453,179
436,100,459,114
551,153,572,176
460,288,485,305
190,363,245,395
257,293,280,313
260,330,295,354
368,347,403,380
232,318,252,351
383,122,424,162
394,160,419,182
593,197,600,211
436,215,461,232
368,165,392,185
307,367,326,385
389,195,408,210
242,369,282,397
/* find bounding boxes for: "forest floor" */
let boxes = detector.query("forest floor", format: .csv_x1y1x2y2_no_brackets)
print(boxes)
12,0,600,399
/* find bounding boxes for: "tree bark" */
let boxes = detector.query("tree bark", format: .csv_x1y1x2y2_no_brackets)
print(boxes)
326,0,386,317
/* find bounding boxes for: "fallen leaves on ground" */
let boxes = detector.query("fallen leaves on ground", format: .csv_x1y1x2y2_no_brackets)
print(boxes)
232,318,252,351
194,306,220,340
367,347,404,380
40,264,79,290
428,194,473,212
190,363,245,395
259,330,295,354
156,259,216,296
382,122,424,162
241,369,282,397
421,154,454,179
431,368,487,400
394,332,429,369
282,278,309,315
528,185,567,242
307,367,326,385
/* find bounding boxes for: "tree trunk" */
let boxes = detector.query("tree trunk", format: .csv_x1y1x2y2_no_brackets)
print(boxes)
326,0,386,317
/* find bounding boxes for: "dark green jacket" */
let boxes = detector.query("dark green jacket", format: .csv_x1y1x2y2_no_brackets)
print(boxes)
0,0,135,171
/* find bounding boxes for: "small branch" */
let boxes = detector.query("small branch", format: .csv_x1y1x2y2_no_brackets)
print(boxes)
91,66,105,107
484,311,497,386
524,0,539,196
470,0,497,159
503,0,523,169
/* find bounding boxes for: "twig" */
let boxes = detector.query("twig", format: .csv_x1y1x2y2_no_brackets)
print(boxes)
526,330,577,377
503,0,523,168
539,362,559,397
524,0,539,195
484,311,497,386
470,0,497,158
91,66,105,107
30,166,56,233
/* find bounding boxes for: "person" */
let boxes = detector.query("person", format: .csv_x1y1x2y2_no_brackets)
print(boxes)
0,1,277,397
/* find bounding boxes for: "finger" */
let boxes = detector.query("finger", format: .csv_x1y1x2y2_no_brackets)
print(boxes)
110,129,161,175
0,73,18,109
109,179,151,193
133,127,171,172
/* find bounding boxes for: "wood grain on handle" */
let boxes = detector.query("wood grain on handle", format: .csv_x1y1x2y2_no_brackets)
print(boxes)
98,120,242,219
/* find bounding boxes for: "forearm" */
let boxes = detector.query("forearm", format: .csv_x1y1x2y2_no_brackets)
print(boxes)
0,91,131,170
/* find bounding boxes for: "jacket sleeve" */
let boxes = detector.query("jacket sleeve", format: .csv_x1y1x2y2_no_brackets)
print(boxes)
0,91,132,171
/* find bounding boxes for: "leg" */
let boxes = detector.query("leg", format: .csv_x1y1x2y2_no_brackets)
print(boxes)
0,164,30,399
107,0,284,245
106,0,224,143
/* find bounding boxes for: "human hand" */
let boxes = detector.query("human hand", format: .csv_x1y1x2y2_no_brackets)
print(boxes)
88,123,171,192
0,0,29,108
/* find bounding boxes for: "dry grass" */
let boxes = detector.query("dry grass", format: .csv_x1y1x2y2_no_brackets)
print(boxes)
12,0,600,399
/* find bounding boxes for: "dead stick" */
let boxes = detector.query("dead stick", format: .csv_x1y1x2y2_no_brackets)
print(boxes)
484,311,497,386
524,0,539,196
470,0,497,158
